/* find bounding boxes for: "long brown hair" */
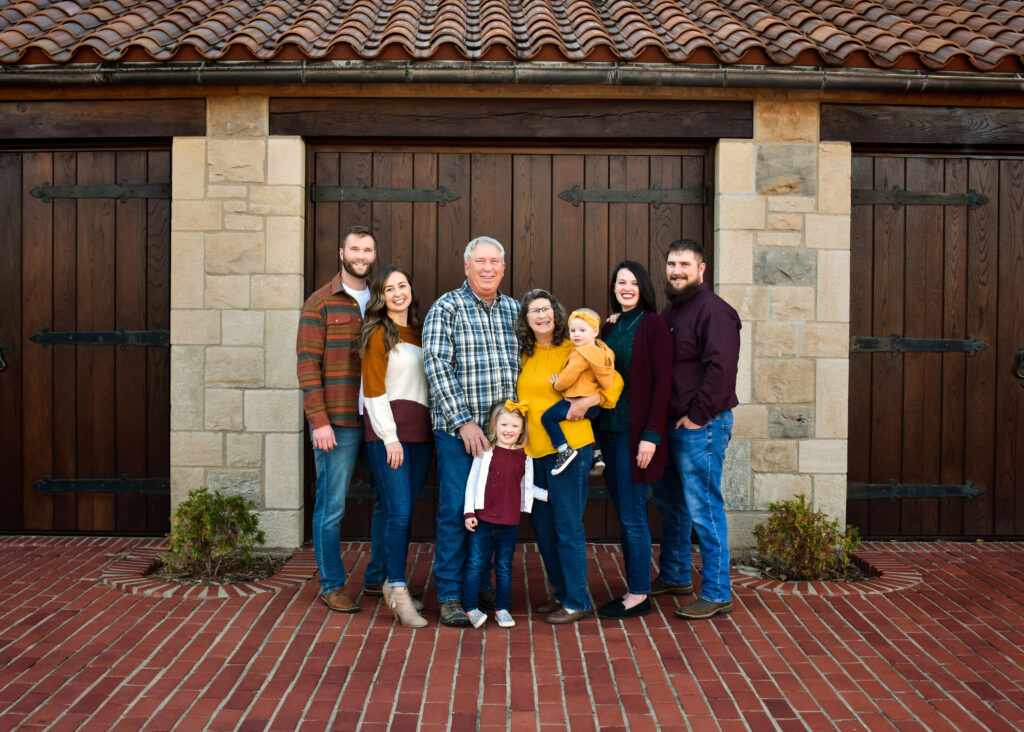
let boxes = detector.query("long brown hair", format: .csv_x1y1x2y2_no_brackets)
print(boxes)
357,265,421,356
515,288,569,358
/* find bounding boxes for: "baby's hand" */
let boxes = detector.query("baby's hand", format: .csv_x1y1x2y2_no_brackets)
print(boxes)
548,374,558,385
465,516,478,532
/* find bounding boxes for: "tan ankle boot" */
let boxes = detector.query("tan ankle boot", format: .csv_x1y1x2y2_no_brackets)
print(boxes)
382,581,425,611
389,585,428,628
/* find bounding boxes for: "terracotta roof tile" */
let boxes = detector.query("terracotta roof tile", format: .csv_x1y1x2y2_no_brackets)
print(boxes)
0,0,1021,71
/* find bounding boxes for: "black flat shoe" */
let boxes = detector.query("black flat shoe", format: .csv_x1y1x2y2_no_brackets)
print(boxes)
598,597,651,619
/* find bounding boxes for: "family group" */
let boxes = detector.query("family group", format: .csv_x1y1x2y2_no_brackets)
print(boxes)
296,226,741,630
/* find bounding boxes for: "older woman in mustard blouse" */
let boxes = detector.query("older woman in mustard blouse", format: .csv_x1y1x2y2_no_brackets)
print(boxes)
515,289,621,624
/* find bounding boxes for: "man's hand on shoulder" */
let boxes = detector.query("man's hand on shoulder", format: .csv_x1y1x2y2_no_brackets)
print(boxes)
458,422,489,458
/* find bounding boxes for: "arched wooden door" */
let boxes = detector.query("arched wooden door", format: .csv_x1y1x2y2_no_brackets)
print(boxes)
305,144,713,541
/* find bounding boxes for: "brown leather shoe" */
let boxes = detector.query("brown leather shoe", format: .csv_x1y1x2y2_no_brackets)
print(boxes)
650,578,695,596
675,598,732,620
536,599,562,615
321,588,359,613
545,607,593,624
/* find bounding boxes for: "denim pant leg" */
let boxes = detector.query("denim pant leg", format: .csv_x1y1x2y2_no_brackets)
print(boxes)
359,440,387,587
676,412,733,603
367,440,432,585
529,485,565,605
491,523,518,611
600,431,653,595
535,446,593,612
541,400,571,450
652,422,693,587
311,423,362,593
463,521,495,610
433,430,474,603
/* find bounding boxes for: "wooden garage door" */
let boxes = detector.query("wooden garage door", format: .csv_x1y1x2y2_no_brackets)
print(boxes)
0,149,171,535
306,145,712,541
848,153,1024,538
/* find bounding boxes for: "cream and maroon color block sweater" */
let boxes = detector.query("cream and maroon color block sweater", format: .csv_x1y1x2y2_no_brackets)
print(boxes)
360,324,432,444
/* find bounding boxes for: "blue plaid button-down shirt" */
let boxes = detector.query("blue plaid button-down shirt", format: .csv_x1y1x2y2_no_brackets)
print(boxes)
422,282,521,436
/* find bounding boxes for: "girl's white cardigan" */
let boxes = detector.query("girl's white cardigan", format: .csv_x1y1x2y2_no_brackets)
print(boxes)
463,447,549,517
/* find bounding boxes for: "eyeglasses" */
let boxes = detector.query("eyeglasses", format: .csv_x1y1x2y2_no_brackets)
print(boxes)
527,306,552,316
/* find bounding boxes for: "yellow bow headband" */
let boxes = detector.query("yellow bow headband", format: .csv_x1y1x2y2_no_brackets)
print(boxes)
568,309,601,331
505,400,528,416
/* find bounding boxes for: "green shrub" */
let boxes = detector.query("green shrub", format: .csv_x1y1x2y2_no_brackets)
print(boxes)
163,487,266,581
753,493,860,581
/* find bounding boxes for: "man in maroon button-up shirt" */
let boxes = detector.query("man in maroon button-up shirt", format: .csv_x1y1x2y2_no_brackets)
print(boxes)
652,239,741,621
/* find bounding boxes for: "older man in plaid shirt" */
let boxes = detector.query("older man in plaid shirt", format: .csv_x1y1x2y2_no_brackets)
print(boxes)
422,236,521,627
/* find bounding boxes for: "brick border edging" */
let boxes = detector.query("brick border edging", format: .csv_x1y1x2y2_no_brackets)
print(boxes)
731,549,922,596
100,546,318,599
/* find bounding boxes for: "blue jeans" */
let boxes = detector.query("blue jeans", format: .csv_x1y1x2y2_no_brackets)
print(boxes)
360,442,387,588
653,412,733,603
311,423,362,593
541,402,601,450
599,430,652,595
463,520,518,611
366,440,432,586
530,445,593,612
433,430,474,602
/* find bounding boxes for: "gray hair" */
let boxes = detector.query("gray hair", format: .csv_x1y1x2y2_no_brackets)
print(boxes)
463,236,505,263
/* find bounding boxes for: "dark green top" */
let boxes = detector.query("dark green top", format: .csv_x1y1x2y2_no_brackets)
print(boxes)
597,309,646,433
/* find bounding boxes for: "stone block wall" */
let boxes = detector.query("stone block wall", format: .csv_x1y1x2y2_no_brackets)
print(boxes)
715,101,852,542
170,95,306,548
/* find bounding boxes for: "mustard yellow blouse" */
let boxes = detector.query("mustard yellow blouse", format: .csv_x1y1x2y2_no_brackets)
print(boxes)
518,341,618,459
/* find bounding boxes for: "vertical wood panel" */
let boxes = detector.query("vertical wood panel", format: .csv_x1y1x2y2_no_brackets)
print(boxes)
963,158,998,536
846,154,874,533
21,152,55,531
649,156,681,313
0,153,23,530
470,153,512,256
996,160,1024,535
868,156,905,536
551,155,584,311
147,150,172,532
583,156,610,317
624,157,650,267
939,158,968,536
436,154,471,296
310,153,339,298
412,153,439,304
512,155,551,297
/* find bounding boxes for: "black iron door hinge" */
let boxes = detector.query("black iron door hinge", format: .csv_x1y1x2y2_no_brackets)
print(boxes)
30,327,169,349
850,333,987,356
33,476,170,495
848,480,984,502
30,181,170,203
852,187,989,209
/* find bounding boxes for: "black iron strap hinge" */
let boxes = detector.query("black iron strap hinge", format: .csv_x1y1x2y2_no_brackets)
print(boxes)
850,333,987,356
852,187,989,209
30,327,169,349
33,476,170,495
311,184,460,206
30,180,171,203
848,480,984,502
558,184,706,208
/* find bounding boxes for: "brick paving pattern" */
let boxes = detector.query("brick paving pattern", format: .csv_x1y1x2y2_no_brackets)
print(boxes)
1,536,1023,730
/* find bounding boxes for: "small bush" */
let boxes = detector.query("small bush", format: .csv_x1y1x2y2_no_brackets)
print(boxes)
753,493,860,581
163,487,266,581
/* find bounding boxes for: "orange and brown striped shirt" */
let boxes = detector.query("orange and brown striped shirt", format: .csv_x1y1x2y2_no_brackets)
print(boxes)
296,272,363,430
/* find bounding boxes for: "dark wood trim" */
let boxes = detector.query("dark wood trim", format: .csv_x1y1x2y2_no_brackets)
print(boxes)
0,100,206,140
821,104,1024,146
271,98,752,140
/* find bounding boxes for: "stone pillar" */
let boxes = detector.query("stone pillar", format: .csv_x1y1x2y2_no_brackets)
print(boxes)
170,95,306,547
715,100,852,543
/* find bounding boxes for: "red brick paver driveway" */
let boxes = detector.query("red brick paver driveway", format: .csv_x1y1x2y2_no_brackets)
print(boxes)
1,537,1023,731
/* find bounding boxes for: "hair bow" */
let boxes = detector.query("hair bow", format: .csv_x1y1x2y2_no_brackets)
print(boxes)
505,400,528,416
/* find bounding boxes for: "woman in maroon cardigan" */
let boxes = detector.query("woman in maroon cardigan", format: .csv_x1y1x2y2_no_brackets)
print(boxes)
596,260,673,620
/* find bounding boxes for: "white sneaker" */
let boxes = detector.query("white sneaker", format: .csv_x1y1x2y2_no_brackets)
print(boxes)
467,608,487,628
495,609,515,628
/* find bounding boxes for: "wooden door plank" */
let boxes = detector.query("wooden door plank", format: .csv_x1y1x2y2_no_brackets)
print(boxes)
512,154,552,297
649,155,682,313
583,155,610,318
868,156,905,537
939,158,968,537
21,152,55,531
114,150,149,533
76,151,117,532
146,150,172,533
996,159,1024,535
900,156,945,536
310,152,340,297
846,154,874,534
338,152,373,272
0,153,23,530
411,152,439,305
372,151,414,268
551,155,585,311
51,152,78,532
963,158,998,536
470,153,512,260
624,156,651,268
435,154,471,296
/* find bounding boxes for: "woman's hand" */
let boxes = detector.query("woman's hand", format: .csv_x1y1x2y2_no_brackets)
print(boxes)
465,516,478,532
636,440,656,470
385,441,404,469
566,393,600,420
